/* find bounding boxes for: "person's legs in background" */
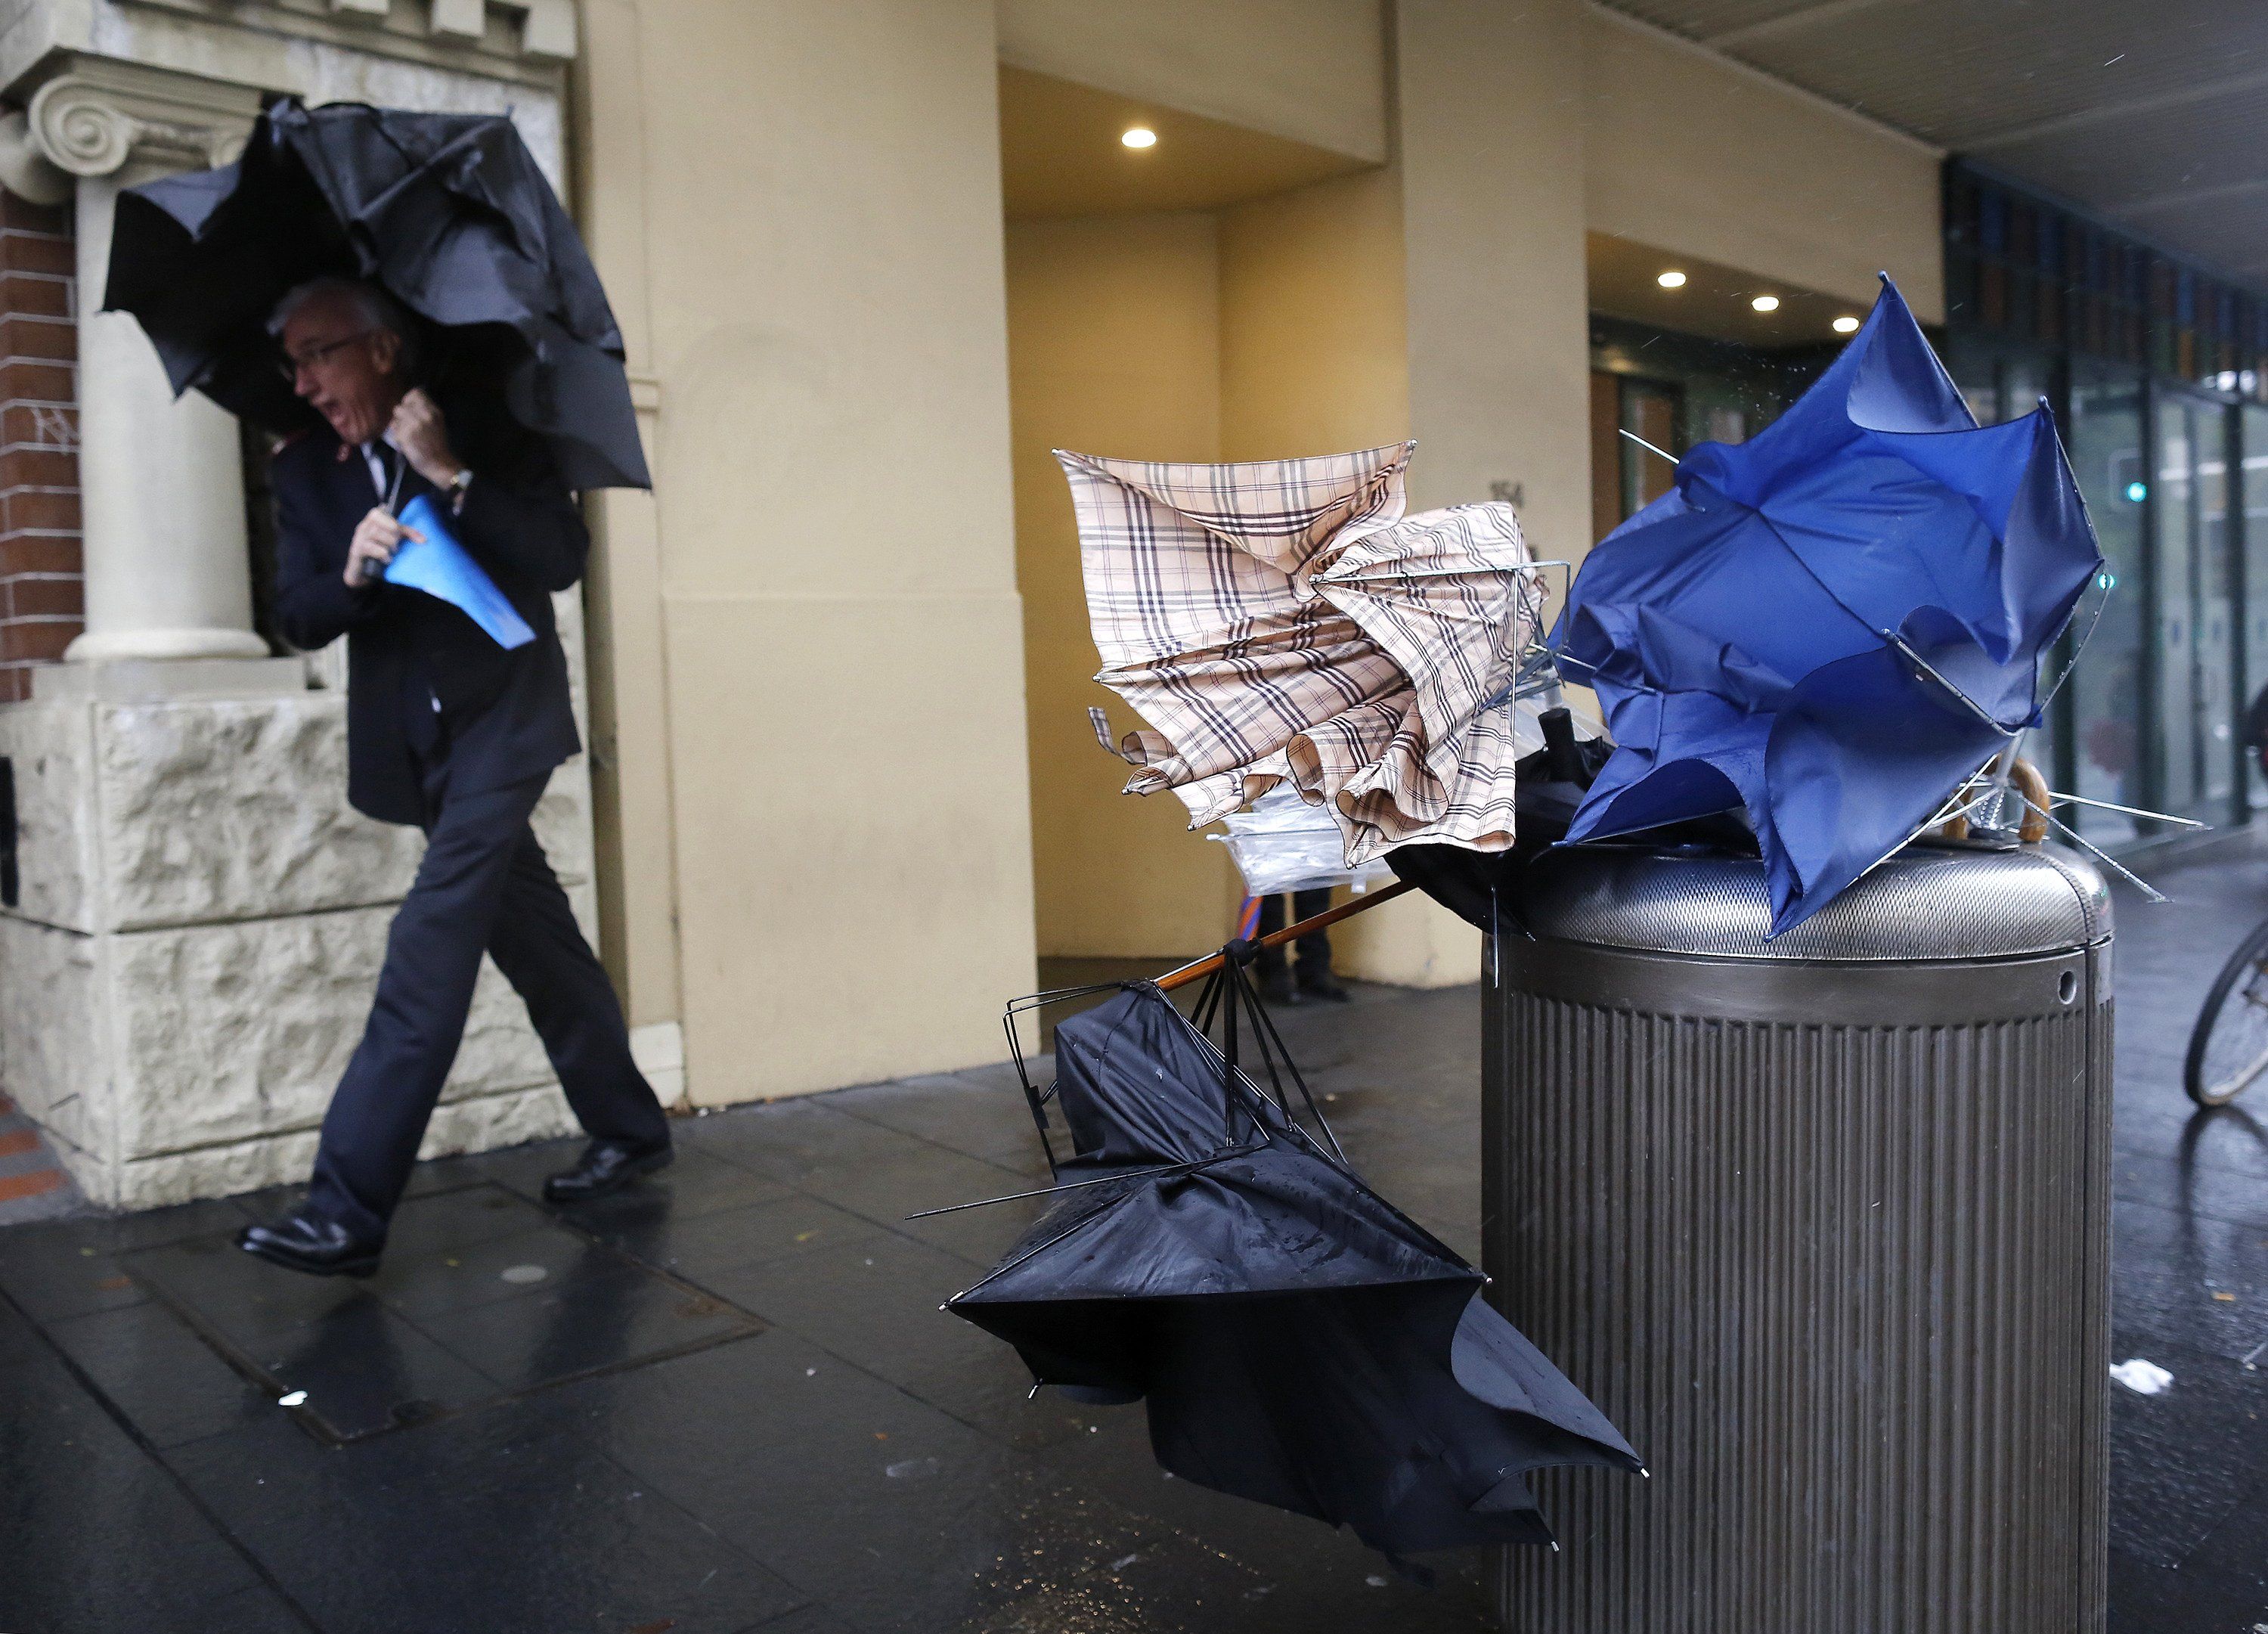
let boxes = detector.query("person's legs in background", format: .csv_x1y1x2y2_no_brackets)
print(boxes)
1288,886,1348,1001
1255,887,1349,1005
1255,892,1298,1006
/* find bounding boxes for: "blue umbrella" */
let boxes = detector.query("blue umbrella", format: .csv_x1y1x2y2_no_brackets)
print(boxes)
1552,275,2103,933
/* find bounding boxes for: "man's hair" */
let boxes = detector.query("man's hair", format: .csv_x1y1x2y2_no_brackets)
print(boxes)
268,277,418,374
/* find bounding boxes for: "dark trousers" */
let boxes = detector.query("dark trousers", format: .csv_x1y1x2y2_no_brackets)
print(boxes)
1256,888,1334,977
308,747,667,1241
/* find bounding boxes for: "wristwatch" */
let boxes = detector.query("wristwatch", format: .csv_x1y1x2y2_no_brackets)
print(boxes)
445,467,474,512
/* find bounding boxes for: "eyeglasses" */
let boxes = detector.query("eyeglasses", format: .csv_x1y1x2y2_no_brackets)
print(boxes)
277,330,373,382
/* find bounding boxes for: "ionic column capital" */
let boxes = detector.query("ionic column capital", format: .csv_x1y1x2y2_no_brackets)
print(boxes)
24,58,262,181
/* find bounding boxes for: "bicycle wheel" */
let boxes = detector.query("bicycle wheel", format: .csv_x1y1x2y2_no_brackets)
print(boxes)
2184,917,2268,1107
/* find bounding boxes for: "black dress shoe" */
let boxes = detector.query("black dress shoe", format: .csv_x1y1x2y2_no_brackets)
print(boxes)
1297,967,1352,1003
1257,964,1302,1007
236,1211,383,1279
544,1138,673,1204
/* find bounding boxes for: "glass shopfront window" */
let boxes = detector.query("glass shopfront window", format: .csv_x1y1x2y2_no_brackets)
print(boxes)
2152,392,2242,823
1947,159,2268,848
2198,402,2236,814
2245,405,2268,805
2065,361,2148,841
2157,398,2201,814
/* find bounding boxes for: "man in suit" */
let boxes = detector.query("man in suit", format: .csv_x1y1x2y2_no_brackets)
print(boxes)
237,277,670,1278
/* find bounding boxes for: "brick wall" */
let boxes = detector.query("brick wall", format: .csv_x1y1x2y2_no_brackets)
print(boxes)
0,191,78,704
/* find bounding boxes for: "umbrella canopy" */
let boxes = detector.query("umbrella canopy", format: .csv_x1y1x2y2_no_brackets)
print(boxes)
1553,276,2102,932
948,976,1640,1565
104,98,647,491
1058,442,1544,864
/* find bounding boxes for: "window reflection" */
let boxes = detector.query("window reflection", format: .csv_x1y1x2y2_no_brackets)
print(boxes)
2067,363,2146,840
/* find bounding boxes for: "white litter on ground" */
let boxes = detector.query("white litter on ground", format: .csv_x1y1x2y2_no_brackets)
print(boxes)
500,1263,548,1285
2109,1358,2174,1395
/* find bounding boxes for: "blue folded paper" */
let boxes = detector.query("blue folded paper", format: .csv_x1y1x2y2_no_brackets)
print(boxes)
382,492,535,650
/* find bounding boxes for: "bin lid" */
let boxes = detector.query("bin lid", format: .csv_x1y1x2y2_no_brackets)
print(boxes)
1515,842,2110,961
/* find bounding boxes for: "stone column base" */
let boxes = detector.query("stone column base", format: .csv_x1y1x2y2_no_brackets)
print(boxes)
0,673,596,1210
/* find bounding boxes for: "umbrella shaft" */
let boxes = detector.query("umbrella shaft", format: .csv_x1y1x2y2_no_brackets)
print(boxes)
1156,879,1414,992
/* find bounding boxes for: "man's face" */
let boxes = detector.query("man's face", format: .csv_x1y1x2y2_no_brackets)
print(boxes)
280,290,403,447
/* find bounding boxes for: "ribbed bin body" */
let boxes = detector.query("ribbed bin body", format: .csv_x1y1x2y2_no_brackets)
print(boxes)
1486,845,2112,1634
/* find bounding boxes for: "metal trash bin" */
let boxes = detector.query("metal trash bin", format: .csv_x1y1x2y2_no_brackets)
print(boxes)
1486,842,2112,1634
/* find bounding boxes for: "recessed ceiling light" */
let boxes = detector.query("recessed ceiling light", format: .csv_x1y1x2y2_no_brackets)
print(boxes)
1751,294,1780,313
1121,127,1157,150
1832,315,1861,333
1656,270,1687,289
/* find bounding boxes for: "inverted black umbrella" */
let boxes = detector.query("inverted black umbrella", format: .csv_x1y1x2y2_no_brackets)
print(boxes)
104,97,647,491
942,958,1640,1570
1387,703,1752,933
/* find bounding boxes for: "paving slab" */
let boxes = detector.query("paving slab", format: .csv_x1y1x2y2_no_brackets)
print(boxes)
5,844,2268,1629
0,1341,308,1633
120,1183,764,1444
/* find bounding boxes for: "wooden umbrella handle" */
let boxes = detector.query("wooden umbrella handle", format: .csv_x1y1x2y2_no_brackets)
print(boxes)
1155,879,1416,993
2010,757,2050,843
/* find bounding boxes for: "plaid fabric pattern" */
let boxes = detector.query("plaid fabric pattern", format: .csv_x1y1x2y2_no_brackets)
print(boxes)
1058,444,1541,863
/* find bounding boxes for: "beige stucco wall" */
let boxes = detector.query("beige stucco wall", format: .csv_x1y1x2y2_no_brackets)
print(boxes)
577,0,1035,1102
1218,168,1409,462
1007,212,1239,960
1334,0,1593,989
572,2,678,1031
996,0,1387,164
561,0,1956,1102
1214,164,1443,982
1584,8,1945,321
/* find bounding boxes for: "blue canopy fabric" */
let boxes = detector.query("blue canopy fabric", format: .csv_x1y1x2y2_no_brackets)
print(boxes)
1552,277,2103,933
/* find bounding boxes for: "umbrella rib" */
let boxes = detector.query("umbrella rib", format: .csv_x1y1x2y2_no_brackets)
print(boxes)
1617,427,1678,466
1321,560,1540,586
1879,630,2023,736
1000,981,1132,1180
1826,758,2005,906
2015,792,2171,902
946,1190,1142,1301
940,1143,1263,1301
2046,789,2207,828
1613,436,2063,736
1236,964,1349,1167
2033,572,2115,716
908,1149,1260,1220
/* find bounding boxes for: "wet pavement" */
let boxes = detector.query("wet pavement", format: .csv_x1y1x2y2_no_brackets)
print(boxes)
3,842,2267,1632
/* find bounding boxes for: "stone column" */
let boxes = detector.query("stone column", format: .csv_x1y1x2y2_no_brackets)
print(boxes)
66,169,265,661
20,66,270,665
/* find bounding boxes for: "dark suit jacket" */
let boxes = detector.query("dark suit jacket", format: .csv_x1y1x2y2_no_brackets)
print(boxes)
271,412,584,826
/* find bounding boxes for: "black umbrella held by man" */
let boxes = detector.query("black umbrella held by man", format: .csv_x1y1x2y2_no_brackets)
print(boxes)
946,964,1641,1571
102,99,670,1277
105,96,646,490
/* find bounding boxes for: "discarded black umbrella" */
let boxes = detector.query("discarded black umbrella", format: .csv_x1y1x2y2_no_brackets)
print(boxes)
103,97,647,491
938,947,1641,1569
